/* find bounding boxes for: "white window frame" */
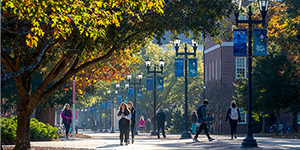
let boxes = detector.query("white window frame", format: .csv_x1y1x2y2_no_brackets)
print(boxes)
236,57,246,79
212,61,214,79
238,108,247,124
215,60,218,80
205,64,208,83
298,112,300,124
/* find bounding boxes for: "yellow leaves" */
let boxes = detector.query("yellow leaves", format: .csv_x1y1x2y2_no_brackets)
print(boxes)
78,89,83,95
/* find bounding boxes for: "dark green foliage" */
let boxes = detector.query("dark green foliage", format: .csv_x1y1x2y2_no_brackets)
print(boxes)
168,103,186,133
1,116,59,144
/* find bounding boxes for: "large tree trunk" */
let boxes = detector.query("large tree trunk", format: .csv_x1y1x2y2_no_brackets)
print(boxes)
35,104,56,126
262,116,269,133
15,105,32,150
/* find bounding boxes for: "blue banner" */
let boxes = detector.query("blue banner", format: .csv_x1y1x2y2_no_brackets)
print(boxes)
188,58,197,77
175,58,184,77
107,100,112,109
128,88,134,99
146,76,154,90
157,77,164,91
253,29,267,56
137,87,142,98
233,29,247,56
124,95,129,104
101,103,105,109
117,95,122,104
90,108,95,114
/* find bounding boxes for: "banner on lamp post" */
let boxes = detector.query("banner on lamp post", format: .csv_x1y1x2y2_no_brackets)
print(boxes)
253,29,267,56
157,77,164,91
233,29,247,56
102,103,105,109
124,95,129,104
188,58,197,77
107,100,112,109
175,58,184,77
128,88,134,99
137,87,142,98
146,76,154,90
117,95,122,105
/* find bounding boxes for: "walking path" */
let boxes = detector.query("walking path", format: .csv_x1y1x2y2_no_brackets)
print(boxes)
3,130,300,150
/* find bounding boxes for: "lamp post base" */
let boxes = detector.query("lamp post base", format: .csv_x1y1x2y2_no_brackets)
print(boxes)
180,130,191,139
150,131,158,136
241,138,257,148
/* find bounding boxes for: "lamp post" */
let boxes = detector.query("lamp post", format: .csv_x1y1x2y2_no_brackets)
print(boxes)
145,58,164,136
174,37,198,139
104,90,111,132
127,73,143,135
203,85,206,100
116,82,129,102
234,0,269,148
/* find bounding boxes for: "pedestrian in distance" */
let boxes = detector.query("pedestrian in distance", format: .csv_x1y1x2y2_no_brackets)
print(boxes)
93,119,99,132
138,118,146,133
193,99,215,142
226,100,241,140
117,102,131,146
145,118,151,133
128,101,136,144
61,103,72,140
190,110,198,135
156,107,166,139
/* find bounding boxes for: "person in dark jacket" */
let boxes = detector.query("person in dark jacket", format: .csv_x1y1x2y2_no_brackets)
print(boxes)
145,118,151,133
226,100,241,139
193,99,214,142
117,102,131,146
190,110,198,135
128,101,136,144
156,107,166,139
61,103,72,140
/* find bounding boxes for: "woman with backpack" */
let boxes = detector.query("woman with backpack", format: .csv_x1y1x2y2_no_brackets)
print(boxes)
226,100,241,139
117,102,131,146
61,103,72,140
190,110,198,135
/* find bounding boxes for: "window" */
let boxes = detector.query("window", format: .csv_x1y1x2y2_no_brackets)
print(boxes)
236,57,246,79
220,58,222,79
212,61,214,79
205,64,207,82
215,60,218,80
298,112,300,124
209,62,211,80
238,108,246,124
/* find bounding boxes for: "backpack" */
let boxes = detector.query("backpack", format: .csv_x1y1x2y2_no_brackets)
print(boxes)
191,114,197,122
230,107,238,120
197,105,204,119
156,112,165,123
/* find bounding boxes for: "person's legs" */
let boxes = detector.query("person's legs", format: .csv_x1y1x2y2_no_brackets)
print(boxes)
131,123,135,140
232,120,238,139
125,124,130,144
192,123,196,134
229,119,234,139
162,124,166,138
119,125,124,143
64,123,70,139
157,124,161,138
194,123,204,139
202,123,212,140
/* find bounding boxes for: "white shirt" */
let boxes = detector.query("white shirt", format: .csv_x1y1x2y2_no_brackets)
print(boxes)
117,110,131,120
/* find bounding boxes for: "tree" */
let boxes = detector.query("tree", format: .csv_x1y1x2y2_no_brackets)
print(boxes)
2,0,234,149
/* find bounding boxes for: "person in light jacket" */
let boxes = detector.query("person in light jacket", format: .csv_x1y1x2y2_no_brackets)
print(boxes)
117,102,131,146
61,103,72,140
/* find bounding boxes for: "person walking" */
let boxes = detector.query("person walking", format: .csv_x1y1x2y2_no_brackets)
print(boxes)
193,99,215,142
61,103,72,140
128,101,136,144
226,100,241,139
138,118,146,133
190,110,198,135
145,118,151,133
117,102,131,146
156,107,166,139
93,119,99,132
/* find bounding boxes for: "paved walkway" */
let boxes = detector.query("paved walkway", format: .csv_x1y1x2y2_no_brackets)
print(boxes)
4,130,300,150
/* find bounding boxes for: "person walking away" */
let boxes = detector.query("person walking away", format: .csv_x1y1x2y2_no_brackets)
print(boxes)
128,101,136,144
93,119,99,132
226,100,241,139
75,119,79,134
61,103,72,140
138,118,146,133
190,110,198,135
156,107,166,139
193,99,215,142
117,102,131,146
145,118,151,133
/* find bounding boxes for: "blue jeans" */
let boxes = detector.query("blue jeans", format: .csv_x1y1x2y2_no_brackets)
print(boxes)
191,123,196,134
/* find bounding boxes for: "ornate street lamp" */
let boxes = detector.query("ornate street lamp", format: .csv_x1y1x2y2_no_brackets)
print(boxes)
145,58,164,136
173,37,199,139
234,0,269,148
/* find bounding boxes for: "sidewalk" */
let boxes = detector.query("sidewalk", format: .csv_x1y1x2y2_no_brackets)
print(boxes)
3,130,300,150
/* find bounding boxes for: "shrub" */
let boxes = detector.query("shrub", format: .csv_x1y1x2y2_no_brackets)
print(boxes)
1,115,59,144
168,104,185,133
